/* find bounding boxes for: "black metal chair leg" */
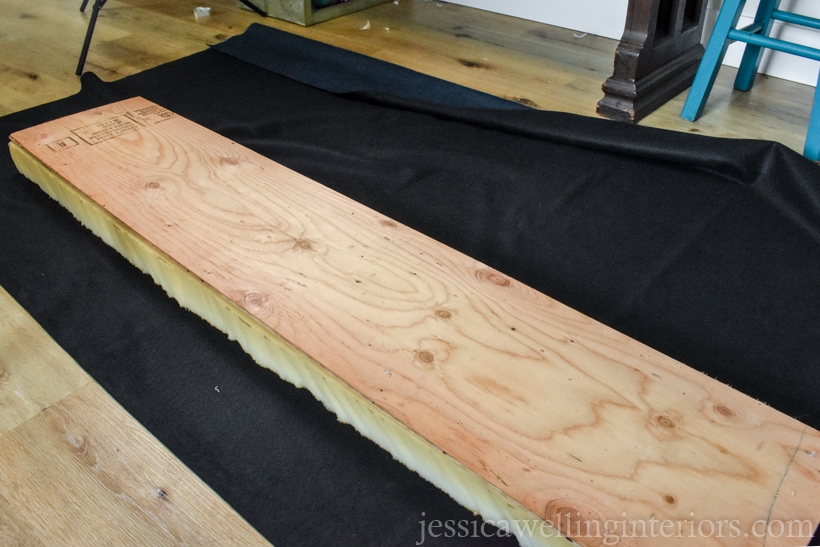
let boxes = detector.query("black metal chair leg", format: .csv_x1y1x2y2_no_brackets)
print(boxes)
236,0,267,17
75,0,265,77
76,0,107,75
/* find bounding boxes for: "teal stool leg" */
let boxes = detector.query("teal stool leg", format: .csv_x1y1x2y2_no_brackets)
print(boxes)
681,0,748,121
804,69,820,161
734,0,781,91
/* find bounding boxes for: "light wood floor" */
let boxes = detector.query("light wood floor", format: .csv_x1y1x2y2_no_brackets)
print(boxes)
0,286,270,545
0,0,816,543
1,0,816,152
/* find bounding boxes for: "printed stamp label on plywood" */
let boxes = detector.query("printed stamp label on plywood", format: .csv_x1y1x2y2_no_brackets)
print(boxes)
126,104,176,125
68,106,177,147
46,137,80,152
72,116,141,145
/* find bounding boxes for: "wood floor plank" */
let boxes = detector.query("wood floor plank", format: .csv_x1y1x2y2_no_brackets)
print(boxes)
0,286,91,436
10,97,819,546
0,286,269,546
0,382,270,546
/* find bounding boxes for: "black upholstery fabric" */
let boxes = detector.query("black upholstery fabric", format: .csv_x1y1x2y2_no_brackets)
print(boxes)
1,24,818,546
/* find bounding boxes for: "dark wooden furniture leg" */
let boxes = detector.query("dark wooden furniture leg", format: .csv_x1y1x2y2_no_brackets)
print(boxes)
597,0,708,122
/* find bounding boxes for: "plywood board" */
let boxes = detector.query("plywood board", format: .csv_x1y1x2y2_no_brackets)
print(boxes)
10,97,820,546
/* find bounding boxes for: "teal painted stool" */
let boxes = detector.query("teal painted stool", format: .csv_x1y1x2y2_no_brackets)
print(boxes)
681,0,820,161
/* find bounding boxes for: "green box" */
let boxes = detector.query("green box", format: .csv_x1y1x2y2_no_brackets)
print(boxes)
252,0,392,25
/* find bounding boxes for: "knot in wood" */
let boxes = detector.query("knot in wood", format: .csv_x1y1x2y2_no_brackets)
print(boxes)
243,291,270,312
714,404,736,418
417,350,435,364
295,239,313,251
655,415,675,429
543,500,606,545
476,268,510,287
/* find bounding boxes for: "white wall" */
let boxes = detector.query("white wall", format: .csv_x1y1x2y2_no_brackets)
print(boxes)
706,0,819,86
444,0,818,86
442,0,629,39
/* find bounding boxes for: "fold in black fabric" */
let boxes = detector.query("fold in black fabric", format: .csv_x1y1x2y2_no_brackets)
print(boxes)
212,23,527,110
213,24,816,187
2,24,819,546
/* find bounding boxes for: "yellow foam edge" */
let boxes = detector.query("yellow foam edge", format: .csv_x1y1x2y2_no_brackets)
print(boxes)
9,140,573,547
